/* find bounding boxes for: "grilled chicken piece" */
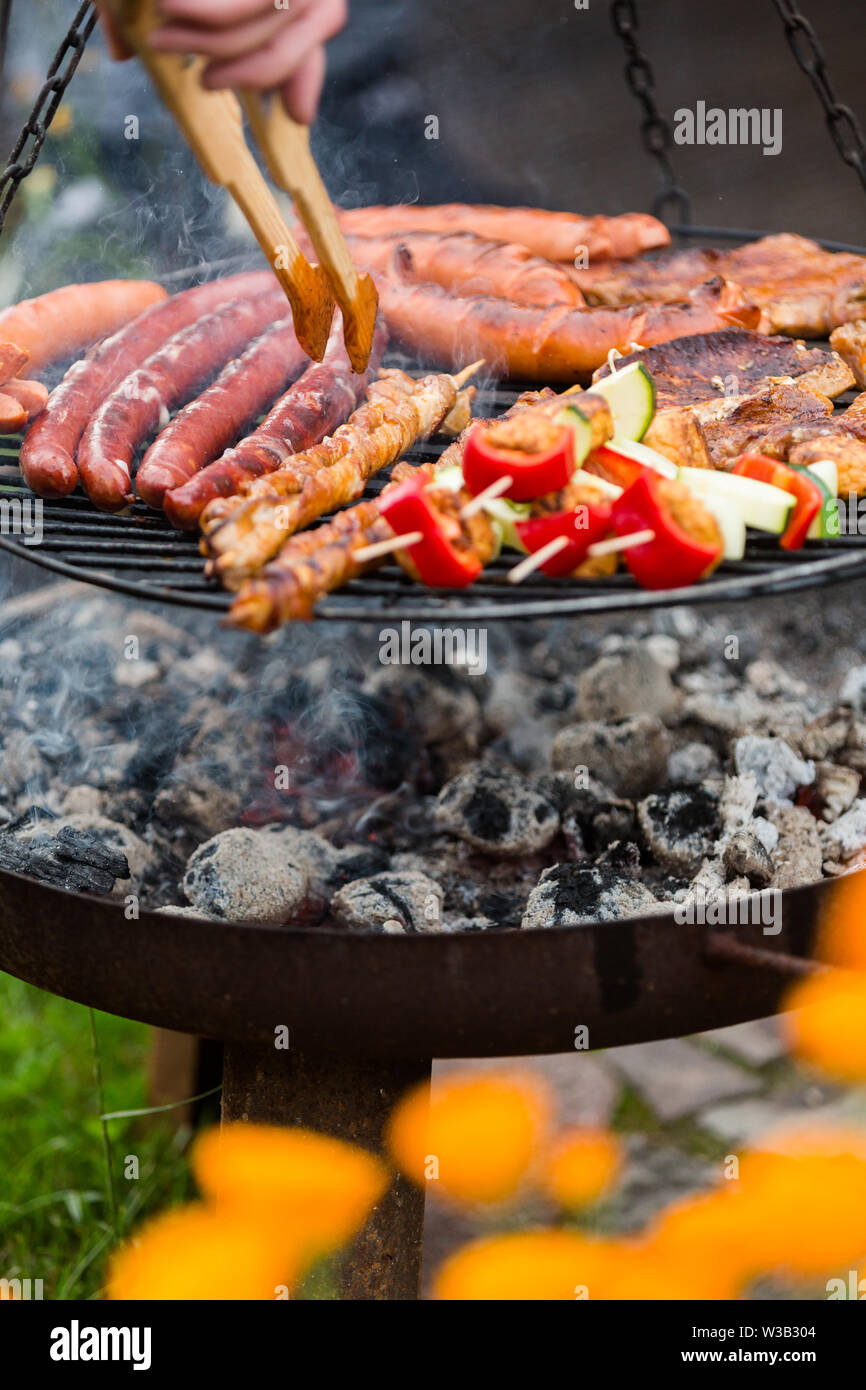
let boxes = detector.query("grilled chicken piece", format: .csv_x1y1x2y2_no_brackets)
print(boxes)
644,379,835,470
830,321,866,390
593,329,854,409
576,235,866,337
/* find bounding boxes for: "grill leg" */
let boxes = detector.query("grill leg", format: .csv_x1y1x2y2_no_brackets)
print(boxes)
221,1043,430,1301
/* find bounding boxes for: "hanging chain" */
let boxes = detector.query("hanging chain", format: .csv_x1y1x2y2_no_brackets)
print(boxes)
0,2,98,236
772,0,866,193
609,0,691,227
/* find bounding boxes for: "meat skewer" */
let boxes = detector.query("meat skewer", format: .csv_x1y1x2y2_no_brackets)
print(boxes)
77,288,288,511
375,276,759,382
226,391,553,627
19,271,272,499
202,363,481,590
0,279,167,374
338,204,670,263
337,230,586,309
135,320,309,509
163,316,389,529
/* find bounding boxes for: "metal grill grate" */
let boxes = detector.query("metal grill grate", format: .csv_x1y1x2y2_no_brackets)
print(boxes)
1,228,866,624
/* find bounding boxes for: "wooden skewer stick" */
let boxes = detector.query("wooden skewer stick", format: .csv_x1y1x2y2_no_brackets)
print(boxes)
352,531,425,564
587,528,655,558
507,535,570,584
459,475,514,519
452,359,486,388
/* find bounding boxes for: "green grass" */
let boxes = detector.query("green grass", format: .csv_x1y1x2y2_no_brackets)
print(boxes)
0,972,194,1300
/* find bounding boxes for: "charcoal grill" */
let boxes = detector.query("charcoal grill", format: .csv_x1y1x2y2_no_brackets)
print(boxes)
0,1,862,1301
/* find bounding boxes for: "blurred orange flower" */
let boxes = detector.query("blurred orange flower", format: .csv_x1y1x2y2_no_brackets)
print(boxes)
542,1128,623,1211
813,872,866,970
107,1205,292,1301
386,1070,550,1206
434,1229,622,1300
642,1189,762,1296
783,968,866,1083
193,1124,388,1264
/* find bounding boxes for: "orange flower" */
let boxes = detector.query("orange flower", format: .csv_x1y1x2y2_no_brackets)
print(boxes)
642,1190,764,1296
107,1205,292,1301
813,872,866,970
193,1124,388,1265
434,1229,622,1300
542,1128,623,1211
386,1070,550,1206
784,968,866,1083
595,1240,738,1300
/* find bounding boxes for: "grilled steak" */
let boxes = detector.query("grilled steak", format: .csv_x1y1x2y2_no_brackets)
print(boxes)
593,329,854,409
576,234,866,337
830,321,866,390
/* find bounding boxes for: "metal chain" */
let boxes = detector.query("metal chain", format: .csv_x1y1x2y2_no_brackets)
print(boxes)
0,2,98,236
609,0,691,226
772,0,866,193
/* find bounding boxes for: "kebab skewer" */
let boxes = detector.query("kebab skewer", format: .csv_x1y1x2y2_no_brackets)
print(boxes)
201,362,482,589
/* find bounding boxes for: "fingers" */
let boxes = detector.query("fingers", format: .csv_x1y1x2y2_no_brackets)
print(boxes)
155,0,282,26
149,8,289,61
199,0,347,93
281,44,327,126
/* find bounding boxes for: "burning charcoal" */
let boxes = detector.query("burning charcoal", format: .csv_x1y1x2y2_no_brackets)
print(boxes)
797,709,854,762
839,665,866,714
767,805,824,890
809,762,861,823
330,871,444,934
16,813,149,894
444,915,500,933
183,828,308,926
595,840,642,875
667,742,720,788
538,772,636,852
434,765,559,858
60,785,105,817
155,904,219,920
552,716,671,799
732,736,815,805
680,687,765,736
154,773,243,846
575,639,678,722
637,788,721,876
745,660,808,700
821,800,866,864
722,829,774,888
113,658,162,689
521,862,657,930
0,825,129,895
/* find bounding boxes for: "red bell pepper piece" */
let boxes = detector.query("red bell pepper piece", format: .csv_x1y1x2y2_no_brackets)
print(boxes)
731,453,822,550
584,443,646,491
514,502,612,578
379,478,482,588
611,474,722,590
462,420,575,502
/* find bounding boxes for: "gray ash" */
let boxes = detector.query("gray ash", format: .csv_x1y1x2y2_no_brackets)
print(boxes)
3,587,866,931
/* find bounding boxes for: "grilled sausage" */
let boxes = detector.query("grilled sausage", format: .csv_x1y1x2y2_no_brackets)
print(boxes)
339,204,670,263
0,391,28,433
338,231,585,309
163,316,388,529
0,280,167,374
0,342,30,385
376,276,760,382
2,378,48,418
18,271,273,500
77,289,288,511
135,319,308,509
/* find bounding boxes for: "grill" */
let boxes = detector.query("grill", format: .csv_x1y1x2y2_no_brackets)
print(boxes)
1,227,864,623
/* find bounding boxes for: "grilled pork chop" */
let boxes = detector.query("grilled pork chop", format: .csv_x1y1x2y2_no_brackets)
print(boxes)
575,235,866,337
592,329,855,409
830,321,866,389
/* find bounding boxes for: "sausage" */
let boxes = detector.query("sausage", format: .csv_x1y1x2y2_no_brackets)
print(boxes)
0,342,30,384
0,280,167,374
163,315,388,529
77,288,288,511
0,391,28,433
135,319,308,509
339,204,670,263
1,379,48,418
375,276,760,382
344,231,585,308
19,271,273,500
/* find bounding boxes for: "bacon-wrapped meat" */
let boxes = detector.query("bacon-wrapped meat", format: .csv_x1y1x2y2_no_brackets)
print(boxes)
202,365,480,590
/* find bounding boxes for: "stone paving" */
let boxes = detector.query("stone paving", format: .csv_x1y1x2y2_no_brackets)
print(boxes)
422,1017,866,1297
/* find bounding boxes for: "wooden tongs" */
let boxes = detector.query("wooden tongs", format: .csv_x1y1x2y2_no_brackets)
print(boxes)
108,0,378,371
